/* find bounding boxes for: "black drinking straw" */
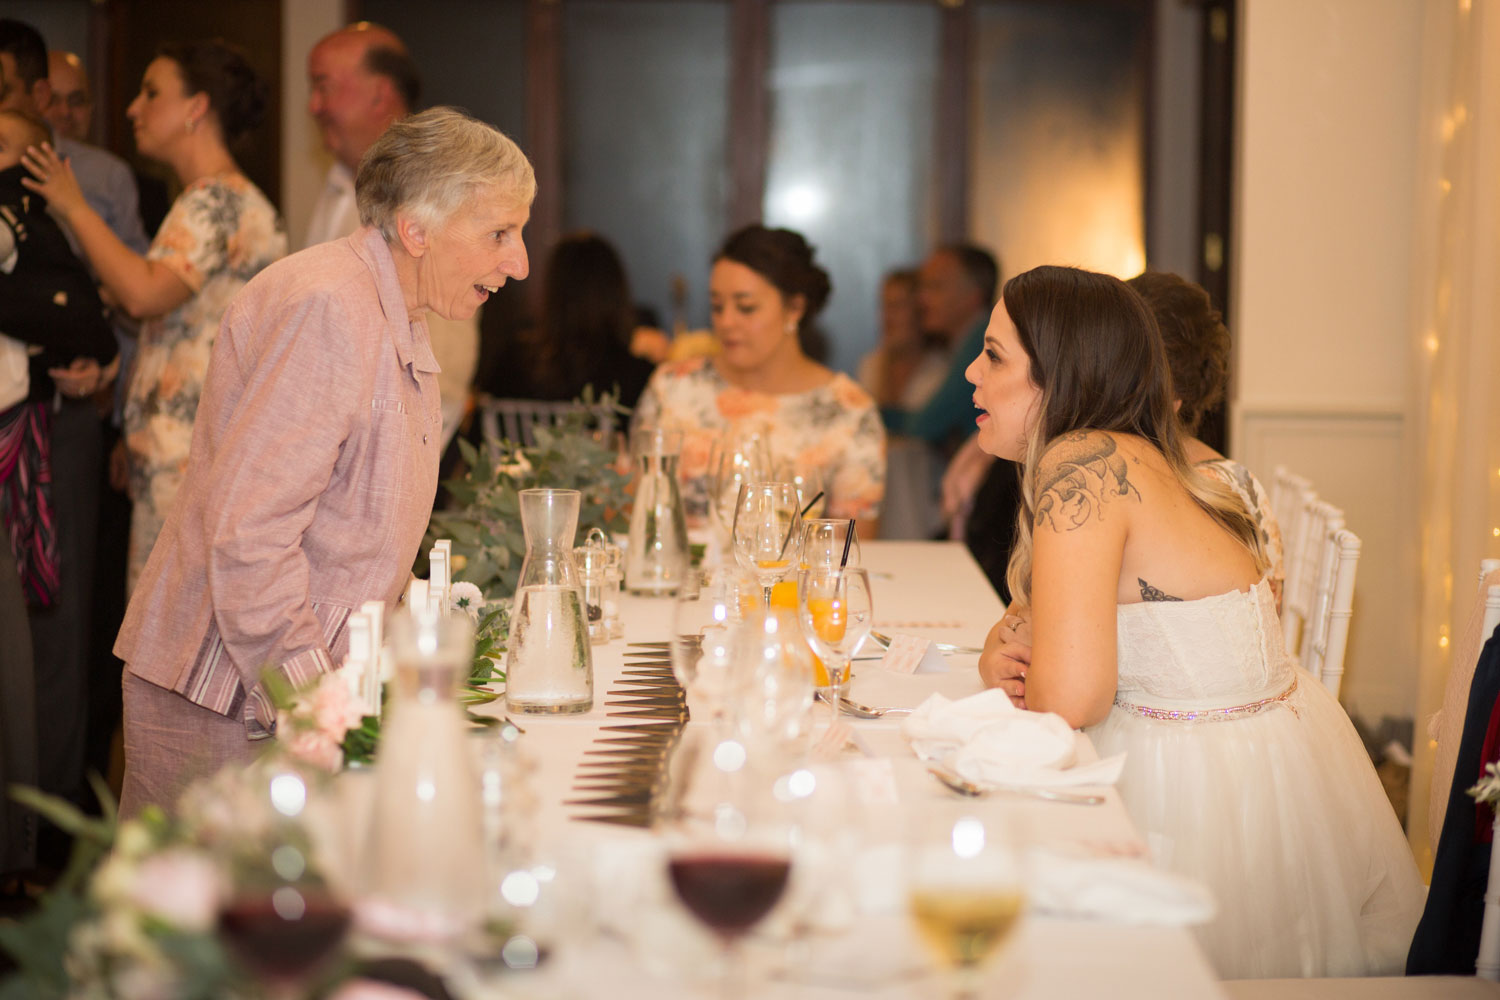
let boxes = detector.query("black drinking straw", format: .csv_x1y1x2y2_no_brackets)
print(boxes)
777,490,825,560
839,519,856,569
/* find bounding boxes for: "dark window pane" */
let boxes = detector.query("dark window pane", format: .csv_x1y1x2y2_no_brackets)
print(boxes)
562,1,730,334
765,2,940,373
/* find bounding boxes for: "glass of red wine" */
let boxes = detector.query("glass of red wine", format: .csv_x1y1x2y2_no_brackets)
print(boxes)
215,762,352,998
664,732,793,999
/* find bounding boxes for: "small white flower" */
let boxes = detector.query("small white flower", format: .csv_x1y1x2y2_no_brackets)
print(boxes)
127,849,223,932
450,581,485,619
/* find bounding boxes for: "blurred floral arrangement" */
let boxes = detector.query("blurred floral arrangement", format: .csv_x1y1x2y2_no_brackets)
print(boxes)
1470,761,1500,807
425,389,630,600
0,761,338,1000
273,587,511,772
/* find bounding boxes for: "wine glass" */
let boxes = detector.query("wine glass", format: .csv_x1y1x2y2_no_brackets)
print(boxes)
907,815,1026,999
215,761,352,998
796,568,873,722
672,566,763,721
731,481,803,604
797,518,861,572
773,459,827,519
709,428,771,547
665,735,793,999
733,605,816,755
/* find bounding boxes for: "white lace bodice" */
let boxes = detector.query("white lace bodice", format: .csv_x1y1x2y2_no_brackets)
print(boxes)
1114,578,1292,710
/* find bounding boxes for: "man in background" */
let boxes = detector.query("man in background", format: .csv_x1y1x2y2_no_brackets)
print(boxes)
877,244,999,537
304,22,477,446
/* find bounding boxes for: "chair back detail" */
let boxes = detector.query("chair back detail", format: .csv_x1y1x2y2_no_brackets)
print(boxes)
477,395,617,450
1283,492,1341,659
1301,525,1359,699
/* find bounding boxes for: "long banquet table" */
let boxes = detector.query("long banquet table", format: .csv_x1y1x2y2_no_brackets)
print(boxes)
460,540,1227,998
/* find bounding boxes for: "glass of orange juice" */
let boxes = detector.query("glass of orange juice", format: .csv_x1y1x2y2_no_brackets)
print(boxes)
731,481,803,604
796,568,873,721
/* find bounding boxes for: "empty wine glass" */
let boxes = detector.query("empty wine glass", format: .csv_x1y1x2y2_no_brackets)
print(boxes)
796,568,873,722
665,735,793,1000
731,482,803,604
797,518,861,572
773,460,827,519
907,814,1026,999
710,428,771,548
672,566,763,721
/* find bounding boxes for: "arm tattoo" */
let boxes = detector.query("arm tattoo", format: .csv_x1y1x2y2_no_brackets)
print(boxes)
1138,578,1183,602
1033,432,1141,532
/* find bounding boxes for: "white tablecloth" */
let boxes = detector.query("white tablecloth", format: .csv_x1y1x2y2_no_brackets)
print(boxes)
424,542,1227,997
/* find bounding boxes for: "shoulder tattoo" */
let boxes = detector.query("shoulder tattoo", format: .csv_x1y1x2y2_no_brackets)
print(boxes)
1138,578,1183,602
1033,432,1141,532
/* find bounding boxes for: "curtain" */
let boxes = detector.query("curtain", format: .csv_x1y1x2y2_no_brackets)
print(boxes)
1407,0,1500,876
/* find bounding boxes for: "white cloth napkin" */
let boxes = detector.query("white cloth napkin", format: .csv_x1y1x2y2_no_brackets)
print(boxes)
1025,849,1217,926
901,690,1126,788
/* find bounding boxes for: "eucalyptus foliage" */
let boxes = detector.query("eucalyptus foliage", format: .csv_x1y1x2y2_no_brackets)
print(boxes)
424,393,630,600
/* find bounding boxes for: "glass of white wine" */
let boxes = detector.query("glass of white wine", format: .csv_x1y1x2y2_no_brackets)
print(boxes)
908,815,1026,999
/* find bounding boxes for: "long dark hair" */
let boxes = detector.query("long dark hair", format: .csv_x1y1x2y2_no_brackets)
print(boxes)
1002,265,1264,604
523,231,636,397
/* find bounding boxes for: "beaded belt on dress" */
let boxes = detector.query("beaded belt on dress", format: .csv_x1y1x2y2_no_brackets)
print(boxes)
1114,676,1299,722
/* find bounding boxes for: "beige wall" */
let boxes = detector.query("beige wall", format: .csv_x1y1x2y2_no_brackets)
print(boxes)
280,0,344,251
1232,0,1425,725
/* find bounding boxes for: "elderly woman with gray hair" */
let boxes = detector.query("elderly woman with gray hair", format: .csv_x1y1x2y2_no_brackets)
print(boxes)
115,107,533,815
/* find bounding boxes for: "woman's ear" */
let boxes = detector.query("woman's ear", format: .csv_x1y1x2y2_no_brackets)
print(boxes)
395,213,429,259
786,293,807,332
186,91,211,131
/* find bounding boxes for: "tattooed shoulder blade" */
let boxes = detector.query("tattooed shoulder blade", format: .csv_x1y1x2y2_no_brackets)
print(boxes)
1033,431,1142,532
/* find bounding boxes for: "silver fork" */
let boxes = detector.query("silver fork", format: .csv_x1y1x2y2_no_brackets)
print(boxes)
926,762,1105,805
868,630,983,656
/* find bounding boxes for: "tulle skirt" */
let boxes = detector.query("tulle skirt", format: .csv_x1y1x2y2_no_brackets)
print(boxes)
1088,669,1425,979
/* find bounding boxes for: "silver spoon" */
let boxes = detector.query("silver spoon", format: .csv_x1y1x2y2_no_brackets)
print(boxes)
926,763,1105,806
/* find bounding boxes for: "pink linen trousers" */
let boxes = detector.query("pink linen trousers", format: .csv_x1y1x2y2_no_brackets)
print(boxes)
115,226,443,815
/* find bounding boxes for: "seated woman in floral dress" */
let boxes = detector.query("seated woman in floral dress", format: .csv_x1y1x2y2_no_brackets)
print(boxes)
632,225,886,531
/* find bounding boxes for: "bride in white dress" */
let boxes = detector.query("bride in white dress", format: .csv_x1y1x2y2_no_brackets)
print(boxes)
967,265,1424,979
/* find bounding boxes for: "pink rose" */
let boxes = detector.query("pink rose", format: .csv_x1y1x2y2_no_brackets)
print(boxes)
286,730,343,774
310,672,365,739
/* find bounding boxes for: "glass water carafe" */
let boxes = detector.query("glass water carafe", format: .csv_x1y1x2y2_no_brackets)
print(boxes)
505,488,594,714
626,428,689,595
362,608,485,941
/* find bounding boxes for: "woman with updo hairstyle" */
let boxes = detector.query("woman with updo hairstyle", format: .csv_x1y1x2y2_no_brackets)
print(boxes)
633,224,885,530
1127,270,1283,605
970,265,1421,978
23,38,286,591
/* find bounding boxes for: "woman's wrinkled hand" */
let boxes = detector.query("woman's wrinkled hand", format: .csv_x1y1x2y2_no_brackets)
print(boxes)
19,143,88,220
978,613,1032,708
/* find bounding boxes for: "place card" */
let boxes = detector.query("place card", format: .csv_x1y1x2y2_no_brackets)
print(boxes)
878,633,950,675
429,539,451,613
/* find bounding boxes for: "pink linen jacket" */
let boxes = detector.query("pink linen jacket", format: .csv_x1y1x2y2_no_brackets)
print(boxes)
115,227,443,734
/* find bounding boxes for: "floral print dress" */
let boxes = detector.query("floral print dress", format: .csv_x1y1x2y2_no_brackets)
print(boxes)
633,356,887,523
124,173,285,592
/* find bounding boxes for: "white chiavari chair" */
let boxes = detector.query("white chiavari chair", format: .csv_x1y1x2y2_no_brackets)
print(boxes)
1300,525,1360,699
1270,465,1311,531
1282,492,1340,658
